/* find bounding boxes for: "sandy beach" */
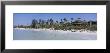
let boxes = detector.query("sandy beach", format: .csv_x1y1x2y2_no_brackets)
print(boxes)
13,28,97,40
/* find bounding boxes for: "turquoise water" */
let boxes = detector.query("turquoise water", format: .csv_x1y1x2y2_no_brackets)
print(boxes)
13,29,97,40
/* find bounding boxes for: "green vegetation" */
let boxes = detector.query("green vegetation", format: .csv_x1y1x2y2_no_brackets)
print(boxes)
14,18,97,31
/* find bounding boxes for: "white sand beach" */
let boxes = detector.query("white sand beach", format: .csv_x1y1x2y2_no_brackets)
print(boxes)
14,28,97,40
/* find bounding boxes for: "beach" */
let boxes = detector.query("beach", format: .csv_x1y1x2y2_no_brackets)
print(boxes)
13,28,97,40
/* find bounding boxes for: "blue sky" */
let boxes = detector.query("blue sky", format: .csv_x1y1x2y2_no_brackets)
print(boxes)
13,13,97,26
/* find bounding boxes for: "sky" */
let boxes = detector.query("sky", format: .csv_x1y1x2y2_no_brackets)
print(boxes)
13,13,97,26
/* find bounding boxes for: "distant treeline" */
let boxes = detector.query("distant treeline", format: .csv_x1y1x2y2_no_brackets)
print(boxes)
14,18,97,31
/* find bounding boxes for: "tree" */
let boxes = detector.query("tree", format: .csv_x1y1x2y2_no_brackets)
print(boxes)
35,20,38,28
63,18,67,23
47,19,50,25
56,21,58,23
78,18,81,19
60,19,63,24
31,19,36,28
71,18,74,22
35,20,38,24
41,20,45,24
63,18,68,30
39,19,42,24
49,18,54,25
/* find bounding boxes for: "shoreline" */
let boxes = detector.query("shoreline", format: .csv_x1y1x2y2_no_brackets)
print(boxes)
14,28,97,40
14,28,97,33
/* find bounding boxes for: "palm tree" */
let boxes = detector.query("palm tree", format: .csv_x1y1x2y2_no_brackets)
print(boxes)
39,19,42,24
63,18,67,23
71,18,74,22
46,20,49,25
63,18,68,30
78,18,81,19
60,19,63,24
35,20,38,28
49,18,54,25
47,19,50,25
56,21,58,24
35,20,38,24
70,18,74,25
61,19,63,22
41,20,45,24
31,19,36,28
